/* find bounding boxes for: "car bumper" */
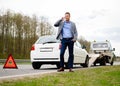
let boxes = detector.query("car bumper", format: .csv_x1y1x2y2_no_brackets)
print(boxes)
30,51,60,62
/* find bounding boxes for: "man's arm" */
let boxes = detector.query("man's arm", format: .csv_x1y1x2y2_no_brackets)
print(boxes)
54,18,63,27
72,23,78,42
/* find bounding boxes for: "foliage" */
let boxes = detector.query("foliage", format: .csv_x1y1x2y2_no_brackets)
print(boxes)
78,36,91,52
0,10,53,59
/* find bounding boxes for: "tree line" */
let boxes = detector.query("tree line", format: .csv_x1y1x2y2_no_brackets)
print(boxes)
78,36,91,52
0,10,53,59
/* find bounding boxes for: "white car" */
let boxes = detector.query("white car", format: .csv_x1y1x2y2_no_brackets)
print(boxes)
30,35,89,69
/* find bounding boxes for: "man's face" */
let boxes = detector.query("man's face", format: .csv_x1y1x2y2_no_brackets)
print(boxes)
65,14,70,21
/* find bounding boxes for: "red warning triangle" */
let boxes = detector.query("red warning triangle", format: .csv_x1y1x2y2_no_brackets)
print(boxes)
3,54,18,69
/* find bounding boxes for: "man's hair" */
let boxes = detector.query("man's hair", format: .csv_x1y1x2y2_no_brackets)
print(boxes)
65,12,70,16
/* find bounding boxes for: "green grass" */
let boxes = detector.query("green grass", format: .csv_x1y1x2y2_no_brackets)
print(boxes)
0,65,120,86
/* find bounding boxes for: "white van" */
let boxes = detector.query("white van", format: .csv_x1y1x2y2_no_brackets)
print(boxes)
89,41,115,66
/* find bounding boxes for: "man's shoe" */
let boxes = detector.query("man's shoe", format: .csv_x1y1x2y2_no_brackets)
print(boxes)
57,68,64,72
69,68,74,72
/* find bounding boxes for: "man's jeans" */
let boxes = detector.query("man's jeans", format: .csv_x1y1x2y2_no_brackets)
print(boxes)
60,38,74,68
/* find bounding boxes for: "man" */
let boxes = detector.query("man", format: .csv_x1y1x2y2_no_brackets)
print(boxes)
54,12,78,72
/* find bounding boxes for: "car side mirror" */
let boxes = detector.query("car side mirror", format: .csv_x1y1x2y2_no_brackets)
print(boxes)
82,45,86,49
113,48,115,51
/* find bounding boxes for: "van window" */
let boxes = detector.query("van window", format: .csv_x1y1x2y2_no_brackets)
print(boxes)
93,43,108,48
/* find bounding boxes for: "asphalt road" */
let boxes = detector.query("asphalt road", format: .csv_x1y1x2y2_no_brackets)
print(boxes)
0,62,120,80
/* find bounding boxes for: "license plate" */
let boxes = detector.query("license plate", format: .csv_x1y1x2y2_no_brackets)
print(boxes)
40,47,53,52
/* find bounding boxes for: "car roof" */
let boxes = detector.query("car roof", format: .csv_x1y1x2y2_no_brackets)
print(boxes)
91,41,110,44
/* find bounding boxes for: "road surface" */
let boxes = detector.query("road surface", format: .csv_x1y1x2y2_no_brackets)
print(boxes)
0,62,120,80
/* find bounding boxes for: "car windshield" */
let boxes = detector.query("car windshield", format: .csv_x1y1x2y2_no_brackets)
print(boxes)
93,43,108,48
36,35,60,44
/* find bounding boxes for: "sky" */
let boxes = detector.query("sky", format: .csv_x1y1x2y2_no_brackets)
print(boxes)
0,0,120,56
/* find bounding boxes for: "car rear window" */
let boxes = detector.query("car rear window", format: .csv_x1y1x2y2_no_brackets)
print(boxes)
36,35,60,44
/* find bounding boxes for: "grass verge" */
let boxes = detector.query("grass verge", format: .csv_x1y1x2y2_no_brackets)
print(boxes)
0,65,120,86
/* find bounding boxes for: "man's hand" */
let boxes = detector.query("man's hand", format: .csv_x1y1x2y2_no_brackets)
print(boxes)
72,39,76,42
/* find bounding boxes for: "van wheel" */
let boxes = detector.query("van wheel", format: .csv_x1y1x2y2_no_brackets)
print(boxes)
100,58,106,66
81,56,89,67
32,62,42,69
94,62,96,66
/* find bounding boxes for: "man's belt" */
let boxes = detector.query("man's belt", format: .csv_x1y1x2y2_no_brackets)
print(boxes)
63,37,73,40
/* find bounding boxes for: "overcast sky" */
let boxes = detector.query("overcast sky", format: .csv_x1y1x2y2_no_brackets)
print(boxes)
0,0,120,56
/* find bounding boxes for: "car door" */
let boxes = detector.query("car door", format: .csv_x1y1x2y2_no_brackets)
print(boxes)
74,41,87,63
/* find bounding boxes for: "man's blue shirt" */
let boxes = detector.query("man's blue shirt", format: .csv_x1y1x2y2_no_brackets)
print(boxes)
62,21,72,38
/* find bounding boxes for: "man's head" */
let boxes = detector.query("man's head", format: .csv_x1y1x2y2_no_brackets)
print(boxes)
65,12,70,21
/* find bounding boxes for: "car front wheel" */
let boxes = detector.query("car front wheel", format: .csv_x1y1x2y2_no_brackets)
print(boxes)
80,56,89,67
